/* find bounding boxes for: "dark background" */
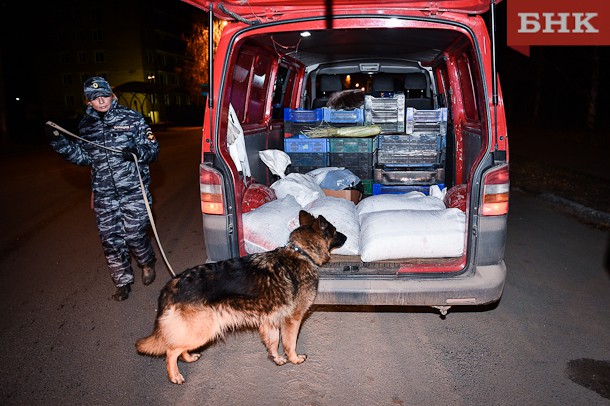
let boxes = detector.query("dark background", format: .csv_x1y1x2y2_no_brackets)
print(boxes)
1,1,609,216
2,1,609,134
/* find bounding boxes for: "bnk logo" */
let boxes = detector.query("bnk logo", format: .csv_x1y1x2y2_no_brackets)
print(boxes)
507,0,610,56
518,13,598,34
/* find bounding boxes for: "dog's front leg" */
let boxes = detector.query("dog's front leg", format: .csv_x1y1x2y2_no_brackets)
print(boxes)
281,317,307,364
166,349,186,384
259,322,288,365
180,350,201,363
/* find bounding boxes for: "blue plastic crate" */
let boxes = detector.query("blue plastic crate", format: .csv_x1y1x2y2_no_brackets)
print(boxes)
284,108,324,122
284,121,324,136
284,135,329,153
372,183,445,195
322,107,364,124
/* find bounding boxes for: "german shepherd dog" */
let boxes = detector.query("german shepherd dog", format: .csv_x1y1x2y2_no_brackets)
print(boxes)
136,211,346,384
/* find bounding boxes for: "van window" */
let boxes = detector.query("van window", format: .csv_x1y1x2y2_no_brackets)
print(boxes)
271,64,298,119
248,54,272,124
230,52,253,123
229,49,273,125
436,62,452,117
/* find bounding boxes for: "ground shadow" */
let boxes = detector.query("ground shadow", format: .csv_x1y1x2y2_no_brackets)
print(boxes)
566,358,610,400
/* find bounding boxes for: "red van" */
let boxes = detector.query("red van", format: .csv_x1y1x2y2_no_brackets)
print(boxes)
184,0,509,314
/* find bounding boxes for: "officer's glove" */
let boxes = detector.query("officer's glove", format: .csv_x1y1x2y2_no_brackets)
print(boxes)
45,122,65,141
122,146,139,162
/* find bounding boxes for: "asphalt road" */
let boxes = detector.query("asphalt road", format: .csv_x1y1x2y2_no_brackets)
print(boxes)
1,128,609,405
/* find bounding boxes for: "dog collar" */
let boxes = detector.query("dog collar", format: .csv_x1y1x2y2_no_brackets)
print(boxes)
288,243,316,265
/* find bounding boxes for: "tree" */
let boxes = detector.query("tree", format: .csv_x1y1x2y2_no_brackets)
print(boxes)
182,18,225,103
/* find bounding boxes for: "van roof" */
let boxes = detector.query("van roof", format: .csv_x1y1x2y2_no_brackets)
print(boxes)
244,28,468,68
185,0,502,20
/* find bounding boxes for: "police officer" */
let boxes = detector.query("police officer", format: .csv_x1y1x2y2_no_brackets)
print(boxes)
49,77,159,301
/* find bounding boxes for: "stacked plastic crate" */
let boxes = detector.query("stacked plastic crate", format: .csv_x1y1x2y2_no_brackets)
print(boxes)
284,108,328,174
363,94,406,133
283,107,324,137
320,107,372,193
328,137,375,192
372,107,448,195
322,107,364,128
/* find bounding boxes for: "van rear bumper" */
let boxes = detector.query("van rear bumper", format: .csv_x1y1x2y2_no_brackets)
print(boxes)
315,262,506,307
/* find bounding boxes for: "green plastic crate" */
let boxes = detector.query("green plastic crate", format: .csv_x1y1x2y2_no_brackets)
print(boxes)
361,179,373,196
329,137,375,153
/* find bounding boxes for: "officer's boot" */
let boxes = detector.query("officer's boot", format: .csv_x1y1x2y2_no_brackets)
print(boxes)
113,284,131,301
141,258,156,286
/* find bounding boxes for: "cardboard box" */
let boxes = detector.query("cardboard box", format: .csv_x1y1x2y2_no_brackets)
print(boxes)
323,188,362,204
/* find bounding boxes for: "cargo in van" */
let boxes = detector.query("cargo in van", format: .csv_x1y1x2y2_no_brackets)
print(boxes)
185,0,509,313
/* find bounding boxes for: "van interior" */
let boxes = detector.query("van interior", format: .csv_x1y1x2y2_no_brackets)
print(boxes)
210,23,495,273
225,26,487,187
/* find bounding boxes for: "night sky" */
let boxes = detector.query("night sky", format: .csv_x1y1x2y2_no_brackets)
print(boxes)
1,0,609,140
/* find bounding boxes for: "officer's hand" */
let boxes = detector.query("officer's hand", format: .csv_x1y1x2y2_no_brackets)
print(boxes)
45,123,64,141
122,146,139,161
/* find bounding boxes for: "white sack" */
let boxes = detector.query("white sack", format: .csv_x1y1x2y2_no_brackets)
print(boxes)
242,195,302,254
271,173,325,207
304,196,360,255
359,208,466,262
356,192,446,217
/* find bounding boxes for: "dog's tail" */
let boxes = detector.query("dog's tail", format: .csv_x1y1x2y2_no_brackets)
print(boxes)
135,332,166,356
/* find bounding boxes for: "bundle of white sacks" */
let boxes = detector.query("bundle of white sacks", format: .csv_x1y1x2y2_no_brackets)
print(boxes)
242,170,466,262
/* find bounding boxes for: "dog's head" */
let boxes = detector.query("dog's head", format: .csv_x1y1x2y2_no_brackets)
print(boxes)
287,211,347,266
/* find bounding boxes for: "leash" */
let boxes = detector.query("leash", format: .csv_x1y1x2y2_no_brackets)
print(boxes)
46,121,177,278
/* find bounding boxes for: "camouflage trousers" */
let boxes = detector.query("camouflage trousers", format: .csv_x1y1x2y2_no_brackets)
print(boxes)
93,191,155,287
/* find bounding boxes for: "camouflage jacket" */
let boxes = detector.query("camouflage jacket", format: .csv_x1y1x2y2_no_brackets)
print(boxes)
50,100,159,200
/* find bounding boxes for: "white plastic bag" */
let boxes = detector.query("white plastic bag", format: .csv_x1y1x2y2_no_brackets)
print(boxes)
228,104,251,178
429,184,447,200
259,149,291,178
307,167,361,190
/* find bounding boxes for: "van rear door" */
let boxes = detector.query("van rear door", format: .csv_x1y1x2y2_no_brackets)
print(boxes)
186,0,501,17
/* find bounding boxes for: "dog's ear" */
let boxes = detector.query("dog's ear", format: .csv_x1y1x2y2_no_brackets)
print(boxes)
314,214,335,234
316,214,329,229
299,210,315,227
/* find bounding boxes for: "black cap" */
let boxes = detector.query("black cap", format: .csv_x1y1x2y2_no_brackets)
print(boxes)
84,77,113,100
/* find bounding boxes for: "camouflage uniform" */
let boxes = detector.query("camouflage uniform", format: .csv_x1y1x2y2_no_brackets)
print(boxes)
50,97,159,289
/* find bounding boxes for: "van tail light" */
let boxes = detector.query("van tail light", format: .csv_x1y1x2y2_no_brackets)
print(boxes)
481,163,509,216
199,163,226,215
